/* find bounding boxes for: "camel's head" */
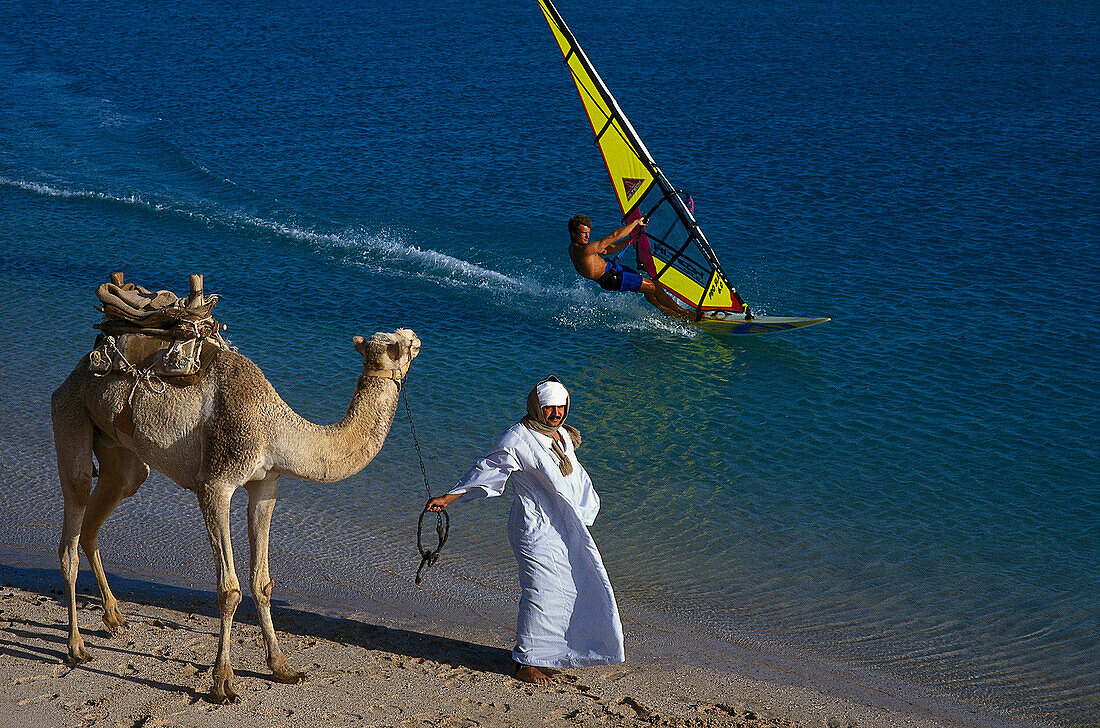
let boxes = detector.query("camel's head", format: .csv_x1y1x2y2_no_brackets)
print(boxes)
353,328,421,381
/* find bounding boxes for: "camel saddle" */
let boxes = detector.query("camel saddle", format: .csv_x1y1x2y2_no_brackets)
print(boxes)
87,272,229,384
88,332,224,386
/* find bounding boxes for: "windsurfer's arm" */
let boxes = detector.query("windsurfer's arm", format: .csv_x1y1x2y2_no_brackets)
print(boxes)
592,217,646,255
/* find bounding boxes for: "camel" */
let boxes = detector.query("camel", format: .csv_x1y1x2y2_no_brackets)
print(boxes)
51,326,421,703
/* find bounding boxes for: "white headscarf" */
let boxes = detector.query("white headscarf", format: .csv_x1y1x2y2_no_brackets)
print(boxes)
521,376,582,475
536,380,569,407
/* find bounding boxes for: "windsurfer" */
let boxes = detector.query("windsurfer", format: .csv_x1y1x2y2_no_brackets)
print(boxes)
568,214,651,292
567,214,688,316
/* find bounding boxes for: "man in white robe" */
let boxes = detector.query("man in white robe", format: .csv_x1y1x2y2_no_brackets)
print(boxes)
425,377,624,684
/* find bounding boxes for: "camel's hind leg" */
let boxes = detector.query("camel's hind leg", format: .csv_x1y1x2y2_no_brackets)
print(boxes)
52,389,95,664
245,476,305,685
82,442,149,634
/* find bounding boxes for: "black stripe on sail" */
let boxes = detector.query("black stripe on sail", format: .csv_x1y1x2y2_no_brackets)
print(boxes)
694,273,713,314
594,115,616,145
654,232,699,281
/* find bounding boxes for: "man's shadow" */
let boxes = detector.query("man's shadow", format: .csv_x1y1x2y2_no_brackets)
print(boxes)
0,562,513,689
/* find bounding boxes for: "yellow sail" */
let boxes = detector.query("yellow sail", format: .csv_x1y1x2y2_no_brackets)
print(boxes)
538,0,654,215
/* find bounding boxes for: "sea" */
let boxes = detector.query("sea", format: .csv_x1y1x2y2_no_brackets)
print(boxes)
1,1,1096,726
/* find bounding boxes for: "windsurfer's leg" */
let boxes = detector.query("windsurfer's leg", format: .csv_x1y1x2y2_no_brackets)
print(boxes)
642,281,694,319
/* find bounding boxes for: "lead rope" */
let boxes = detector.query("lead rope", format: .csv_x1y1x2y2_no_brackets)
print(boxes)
402,378,449,585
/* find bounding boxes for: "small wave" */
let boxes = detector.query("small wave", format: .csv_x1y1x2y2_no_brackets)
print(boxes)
2,176,523,291
0,176,219,226
3,176,155,206
4,175,683,332
552,282,699,338
267,221,536,295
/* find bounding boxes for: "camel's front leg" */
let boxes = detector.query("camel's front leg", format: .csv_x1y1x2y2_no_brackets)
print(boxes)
246,477,305,685
198,482,242,703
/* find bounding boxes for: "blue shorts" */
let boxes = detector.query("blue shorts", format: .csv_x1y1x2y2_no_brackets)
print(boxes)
596,260,644,292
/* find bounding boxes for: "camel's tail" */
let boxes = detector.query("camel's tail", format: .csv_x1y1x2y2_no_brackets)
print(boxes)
51,370,97,507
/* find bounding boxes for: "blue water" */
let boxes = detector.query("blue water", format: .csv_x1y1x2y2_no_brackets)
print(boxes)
1,1,1097,725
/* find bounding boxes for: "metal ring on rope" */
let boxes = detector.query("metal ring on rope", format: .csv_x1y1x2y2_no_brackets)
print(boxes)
415,508,449,585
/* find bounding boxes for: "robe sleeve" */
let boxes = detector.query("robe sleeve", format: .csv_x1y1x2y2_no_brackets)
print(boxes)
567,442,600,527
446,445,522,503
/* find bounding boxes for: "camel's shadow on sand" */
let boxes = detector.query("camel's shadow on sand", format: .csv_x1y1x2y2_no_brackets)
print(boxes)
0,562,514,688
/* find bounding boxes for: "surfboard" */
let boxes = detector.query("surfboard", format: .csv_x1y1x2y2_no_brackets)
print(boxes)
537,0,830,335
693,314,832,337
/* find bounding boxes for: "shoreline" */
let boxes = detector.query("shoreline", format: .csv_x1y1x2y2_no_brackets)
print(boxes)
0,543,1038,728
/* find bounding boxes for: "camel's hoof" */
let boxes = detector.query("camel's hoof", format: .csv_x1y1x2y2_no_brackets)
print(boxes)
271,669,306,685
67,646,92,665
103,614,129,636
207,686,239,705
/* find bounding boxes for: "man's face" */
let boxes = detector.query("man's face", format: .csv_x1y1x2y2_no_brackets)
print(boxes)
573,225,591,244
542,405,566,426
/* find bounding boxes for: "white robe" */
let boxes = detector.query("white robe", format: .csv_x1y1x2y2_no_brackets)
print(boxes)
447,422,625,668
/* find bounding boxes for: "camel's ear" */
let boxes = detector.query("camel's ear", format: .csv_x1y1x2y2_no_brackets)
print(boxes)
352,335,367,357
387,340,404,363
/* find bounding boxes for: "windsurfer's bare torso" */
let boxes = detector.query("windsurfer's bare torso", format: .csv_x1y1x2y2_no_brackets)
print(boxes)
568,224,610,280
568,220,644,281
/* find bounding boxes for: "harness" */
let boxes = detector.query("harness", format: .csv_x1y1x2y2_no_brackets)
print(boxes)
88,272,231,438
360,358,412,388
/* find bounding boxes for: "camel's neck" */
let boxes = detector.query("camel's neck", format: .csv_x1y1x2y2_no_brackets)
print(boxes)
273,375,401,482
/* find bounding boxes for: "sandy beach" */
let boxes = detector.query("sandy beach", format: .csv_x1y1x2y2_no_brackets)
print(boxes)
0,545,1025,728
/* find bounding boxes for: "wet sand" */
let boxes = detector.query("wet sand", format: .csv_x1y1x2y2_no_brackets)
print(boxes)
0,546,1025,728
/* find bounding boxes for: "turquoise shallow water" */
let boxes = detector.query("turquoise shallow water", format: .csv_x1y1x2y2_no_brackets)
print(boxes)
1,1,1097,725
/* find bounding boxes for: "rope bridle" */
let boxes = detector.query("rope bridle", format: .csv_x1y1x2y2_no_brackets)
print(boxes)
363,350,448,585
362,369,407,382
399,374,449,585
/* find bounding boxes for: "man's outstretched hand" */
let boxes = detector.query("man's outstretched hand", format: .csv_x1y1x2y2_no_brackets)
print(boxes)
425,494,459,512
